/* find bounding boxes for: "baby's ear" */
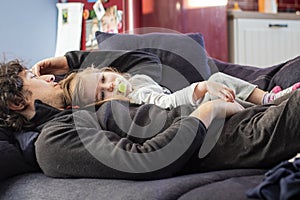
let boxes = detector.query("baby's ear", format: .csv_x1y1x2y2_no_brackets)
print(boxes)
7,100,25,111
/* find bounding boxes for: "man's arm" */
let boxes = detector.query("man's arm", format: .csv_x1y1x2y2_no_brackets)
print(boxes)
35,102,206,180
32,50,162,83
31,56,69,76
65,50,162,82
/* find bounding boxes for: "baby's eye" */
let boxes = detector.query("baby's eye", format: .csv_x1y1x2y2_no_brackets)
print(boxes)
96,87,105,101
101,90,105,100
101,75,105,83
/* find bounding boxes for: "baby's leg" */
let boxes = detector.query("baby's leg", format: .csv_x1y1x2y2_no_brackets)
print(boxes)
262,82,300,104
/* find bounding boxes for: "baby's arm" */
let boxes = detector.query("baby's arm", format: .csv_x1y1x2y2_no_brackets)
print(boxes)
130,75,235,109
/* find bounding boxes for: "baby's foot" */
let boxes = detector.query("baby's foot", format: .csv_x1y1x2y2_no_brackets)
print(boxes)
272,82,300,100
271,85,282,94
263,82,300,104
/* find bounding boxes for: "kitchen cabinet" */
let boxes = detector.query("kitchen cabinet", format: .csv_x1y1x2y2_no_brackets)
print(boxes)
228,11,300,67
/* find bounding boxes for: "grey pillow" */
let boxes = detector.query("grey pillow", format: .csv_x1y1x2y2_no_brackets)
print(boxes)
269,55,300,90
96,31,210,92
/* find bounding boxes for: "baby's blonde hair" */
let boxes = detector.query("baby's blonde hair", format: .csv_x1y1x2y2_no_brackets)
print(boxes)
61,66,130,108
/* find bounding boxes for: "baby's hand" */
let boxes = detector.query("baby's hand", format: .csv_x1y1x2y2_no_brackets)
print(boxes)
206,81,235,102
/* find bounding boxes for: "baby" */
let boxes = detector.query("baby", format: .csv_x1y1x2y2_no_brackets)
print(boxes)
61,66,299,108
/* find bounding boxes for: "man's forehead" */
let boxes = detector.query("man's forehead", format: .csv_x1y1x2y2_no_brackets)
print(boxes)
25,70,33,74
18,70,27,77
19,70,34,80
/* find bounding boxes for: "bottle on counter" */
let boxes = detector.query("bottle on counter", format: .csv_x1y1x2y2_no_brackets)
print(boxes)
259,0,277,13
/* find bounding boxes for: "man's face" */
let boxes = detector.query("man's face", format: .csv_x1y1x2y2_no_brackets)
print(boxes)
20,70,64,108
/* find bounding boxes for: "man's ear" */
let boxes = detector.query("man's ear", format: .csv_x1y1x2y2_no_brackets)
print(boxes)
7,101,25,111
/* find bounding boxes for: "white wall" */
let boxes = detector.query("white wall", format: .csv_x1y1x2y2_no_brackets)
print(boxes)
0,0,57,67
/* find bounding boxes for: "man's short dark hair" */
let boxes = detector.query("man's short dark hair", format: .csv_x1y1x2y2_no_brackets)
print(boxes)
0,60,32,130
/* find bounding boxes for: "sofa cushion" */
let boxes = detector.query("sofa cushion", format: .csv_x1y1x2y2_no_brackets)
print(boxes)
0,128,40,181
0,169,265,200
210,58,282,91
179,175,264,200
268,55,300,90
96,31,211,92
210,55,300,91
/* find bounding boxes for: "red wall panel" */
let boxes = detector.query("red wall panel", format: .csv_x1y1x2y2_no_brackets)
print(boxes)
141,0,228,61
182,7,228,61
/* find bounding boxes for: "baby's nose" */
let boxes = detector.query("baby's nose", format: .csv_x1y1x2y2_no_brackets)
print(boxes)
105,82,114,92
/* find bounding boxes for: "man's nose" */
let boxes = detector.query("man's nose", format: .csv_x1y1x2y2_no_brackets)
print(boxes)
39,74,55,83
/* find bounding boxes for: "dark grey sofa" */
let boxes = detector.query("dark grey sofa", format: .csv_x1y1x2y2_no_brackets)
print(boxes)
1,55,300,200
1,30,300,199
0,169,265,200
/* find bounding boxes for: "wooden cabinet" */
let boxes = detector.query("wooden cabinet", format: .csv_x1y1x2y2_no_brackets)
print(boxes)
228,11,300,67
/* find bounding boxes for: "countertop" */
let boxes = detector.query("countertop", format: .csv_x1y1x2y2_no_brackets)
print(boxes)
228,10,300,20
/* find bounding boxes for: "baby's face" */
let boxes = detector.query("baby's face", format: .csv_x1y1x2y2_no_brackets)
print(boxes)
101,15,117,33
80,71,131,104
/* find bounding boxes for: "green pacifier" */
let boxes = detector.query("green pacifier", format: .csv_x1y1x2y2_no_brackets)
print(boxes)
118,82,127,94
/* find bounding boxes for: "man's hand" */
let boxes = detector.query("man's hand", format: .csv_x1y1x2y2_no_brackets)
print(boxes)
190,99,244,129
31,56,69,76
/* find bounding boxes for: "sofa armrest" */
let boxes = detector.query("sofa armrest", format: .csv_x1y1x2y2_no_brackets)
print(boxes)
208,57,289,91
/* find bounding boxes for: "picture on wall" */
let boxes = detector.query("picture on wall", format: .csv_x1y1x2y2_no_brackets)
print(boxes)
85,0,123,49
99,5,119,33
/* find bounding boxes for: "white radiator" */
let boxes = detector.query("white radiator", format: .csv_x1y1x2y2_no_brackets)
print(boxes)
230,18,300,67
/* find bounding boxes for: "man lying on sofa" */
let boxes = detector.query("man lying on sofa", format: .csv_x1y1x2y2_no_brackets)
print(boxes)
0,49,245,180
1,50,300,181
0,50,163,180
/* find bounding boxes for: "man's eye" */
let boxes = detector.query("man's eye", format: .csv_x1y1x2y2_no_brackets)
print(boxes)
28,73,37,79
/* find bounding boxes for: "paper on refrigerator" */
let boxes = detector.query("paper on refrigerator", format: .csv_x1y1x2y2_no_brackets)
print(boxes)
55,3,84,56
